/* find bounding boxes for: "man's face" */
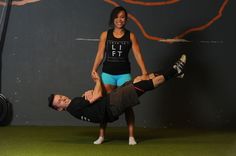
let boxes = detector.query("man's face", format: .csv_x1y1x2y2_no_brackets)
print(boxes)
53,95,70,111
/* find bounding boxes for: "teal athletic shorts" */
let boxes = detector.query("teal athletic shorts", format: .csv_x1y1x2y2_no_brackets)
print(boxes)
101,72,132,86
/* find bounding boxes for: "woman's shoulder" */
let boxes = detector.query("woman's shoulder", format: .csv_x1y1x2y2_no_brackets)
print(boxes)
101,31,107,35
124,29,134,36
103,28,114,34
100,31,108,39
129,31,137,40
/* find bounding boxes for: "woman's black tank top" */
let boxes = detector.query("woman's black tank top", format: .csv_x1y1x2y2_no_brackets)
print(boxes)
102,29,132,75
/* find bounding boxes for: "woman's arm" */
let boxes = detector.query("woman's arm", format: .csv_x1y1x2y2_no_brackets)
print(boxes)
86,72,103,103
91,31,107,80
130,32,149,79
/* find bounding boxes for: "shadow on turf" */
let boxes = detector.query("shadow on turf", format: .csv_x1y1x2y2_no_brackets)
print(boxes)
50,127,215,144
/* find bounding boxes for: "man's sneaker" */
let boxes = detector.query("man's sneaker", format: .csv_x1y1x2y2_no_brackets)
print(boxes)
173,54,186,78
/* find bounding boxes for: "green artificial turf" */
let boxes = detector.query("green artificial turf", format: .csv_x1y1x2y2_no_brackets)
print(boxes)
0,126,236,156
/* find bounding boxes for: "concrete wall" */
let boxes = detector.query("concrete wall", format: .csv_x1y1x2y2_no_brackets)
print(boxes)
1,0,235,128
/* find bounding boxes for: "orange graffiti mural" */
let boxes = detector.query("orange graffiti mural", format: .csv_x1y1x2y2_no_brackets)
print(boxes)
104,0,229,43
0,0,40,6
0,0,229,43
122,0,180,6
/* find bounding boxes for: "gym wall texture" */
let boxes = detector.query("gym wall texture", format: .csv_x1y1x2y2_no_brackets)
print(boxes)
0,0,235,128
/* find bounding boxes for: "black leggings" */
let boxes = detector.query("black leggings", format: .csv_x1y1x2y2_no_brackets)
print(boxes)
133,80,154,97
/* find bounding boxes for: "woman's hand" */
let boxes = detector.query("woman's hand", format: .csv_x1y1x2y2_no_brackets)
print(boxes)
140,74,150,80
84,90,94,102
91,71,100,82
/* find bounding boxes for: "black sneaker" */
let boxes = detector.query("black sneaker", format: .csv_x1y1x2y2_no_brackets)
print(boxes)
173,54,186,78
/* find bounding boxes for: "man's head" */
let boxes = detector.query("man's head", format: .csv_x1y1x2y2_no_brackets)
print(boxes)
48,94,71,111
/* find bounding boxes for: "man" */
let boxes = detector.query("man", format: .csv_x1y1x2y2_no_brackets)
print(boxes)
48,54,186,125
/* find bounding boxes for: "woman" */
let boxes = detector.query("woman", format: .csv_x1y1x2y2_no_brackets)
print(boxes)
91,6,149,145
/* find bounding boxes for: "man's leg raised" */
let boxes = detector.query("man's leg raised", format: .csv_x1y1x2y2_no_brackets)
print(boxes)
133,54,187,95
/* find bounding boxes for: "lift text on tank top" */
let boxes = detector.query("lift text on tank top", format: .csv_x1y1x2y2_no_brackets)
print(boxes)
102,29,132,75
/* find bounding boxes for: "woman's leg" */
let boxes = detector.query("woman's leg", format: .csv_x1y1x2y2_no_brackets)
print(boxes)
116,74,137,145
94,83,116,144
94,122,106,144
124,107,137,145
